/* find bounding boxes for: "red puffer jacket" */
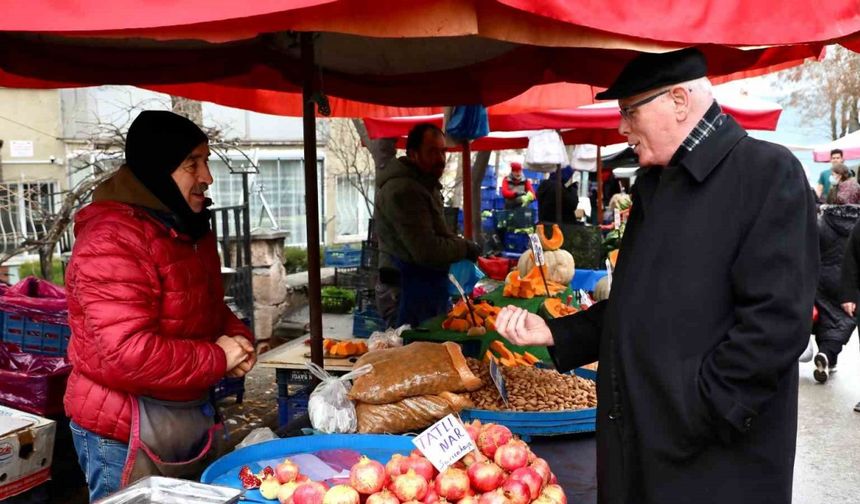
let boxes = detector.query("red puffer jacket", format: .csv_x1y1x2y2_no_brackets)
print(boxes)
64,197,253,442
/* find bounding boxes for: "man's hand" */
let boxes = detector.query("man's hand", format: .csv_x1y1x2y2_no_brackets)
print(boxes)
842,302,856,317
465,241,482,262
495,305,554,347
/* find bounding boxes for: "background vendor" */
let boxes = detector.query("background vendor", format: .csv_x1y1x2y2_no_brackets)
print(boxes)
374,123,481,327
500,162,536,209
537,165,584,224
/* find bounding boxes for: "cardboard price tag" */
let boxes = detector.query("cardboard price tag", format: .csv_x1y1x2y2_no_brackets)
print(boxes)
528,234,545,266
489,358,509,407
412,414,477,472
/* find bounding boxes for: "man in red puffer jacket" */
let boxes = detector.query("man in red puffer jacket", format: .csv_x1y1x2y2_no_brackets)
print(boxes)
64,110,256,501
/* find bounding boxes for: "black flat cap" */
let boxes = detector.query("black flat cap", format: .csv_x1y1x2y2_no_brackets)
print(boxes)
596,48,707,100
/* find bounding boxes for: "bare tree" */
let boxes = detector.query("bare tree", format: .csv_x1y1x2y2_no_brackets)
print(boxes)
323,119,379,215
0,96,251,280
780,45,860,140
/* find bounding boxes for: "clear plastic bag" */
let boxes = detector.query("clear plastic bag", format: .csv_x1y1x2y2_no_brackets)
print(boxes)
367,324,410,351
306,362,373,434
234,427,278,450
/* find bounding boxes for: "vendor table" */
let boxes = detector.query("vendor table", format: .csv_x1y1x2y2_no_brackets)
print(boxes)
257,337,355,427
402,286,577,363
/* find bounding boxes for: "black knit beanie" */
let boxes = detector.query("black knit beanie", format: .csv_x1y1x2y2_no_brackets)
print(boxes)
125,110,211,240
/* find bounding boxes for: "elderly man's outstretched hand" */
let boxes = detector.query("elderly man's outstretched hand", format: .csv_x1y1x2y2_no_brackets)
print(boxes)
495,305,554,347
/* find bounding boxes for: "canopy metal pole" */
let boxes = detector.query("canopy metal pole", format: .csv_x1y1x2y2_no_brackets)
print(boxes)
555,164,562,224
462,141,473,239
596,146,604,225
301,32,324,368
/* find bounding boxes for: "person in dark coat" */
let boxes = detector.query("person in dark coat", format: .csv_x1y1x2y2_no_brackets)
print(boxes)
812,205,860,383
537,165,582,224
494,48,818,504
840,215,860,411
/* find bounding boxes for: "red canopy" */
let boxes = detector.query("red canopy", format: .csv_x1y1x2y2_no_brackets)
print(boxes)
3,0,859,47
365,94,783,142
0,35,822,109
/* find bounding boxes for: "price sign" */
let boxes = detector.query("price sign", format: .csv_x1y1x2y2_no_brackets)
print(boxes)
528,233,545,266
412,414,477,472
489,357,509,407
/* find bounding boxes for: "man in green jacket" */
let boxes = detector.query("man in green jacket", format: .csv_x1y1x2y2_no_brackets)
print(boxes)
374,123,481,327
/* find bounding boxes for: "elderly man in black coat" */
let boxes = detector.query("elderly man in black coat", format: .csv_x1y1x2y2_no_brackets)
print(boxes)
495,48,818,504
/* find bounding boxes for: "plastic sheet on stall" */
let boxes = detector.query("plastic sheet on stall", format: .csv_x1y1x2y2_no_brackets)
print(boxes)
0,343,71,415
348,341,483,405
356,392,473,434
0,276,68,325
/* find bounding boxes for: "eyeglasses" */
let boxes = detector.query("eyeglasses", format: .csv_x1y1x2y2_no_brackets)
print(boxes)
619,89,670,120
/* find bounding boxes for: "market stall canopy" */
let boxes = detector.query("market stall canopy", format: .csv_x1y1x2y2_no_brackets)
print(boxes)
813,130,860,162
0,33,822,109
364,91,783,140
3,0,859,47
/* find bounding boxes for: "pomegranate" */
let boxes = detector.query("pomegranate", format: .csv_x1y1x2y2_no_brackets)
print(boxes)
402,454,437,481
478,489,511,504
276,458,301,484
260,475,283,501
278,481,302,504
465,420,482,443
467,461,505,493
462,450,487,468
239,466,262,490
507,467,543,499
529,459,552,486
500,480,530,504
350,456,388,495
540,485,566,504
423,487,440,504
458,496,479,504
296,474,310,483
386,454,405,477
259,466,276,480
477,425,512,459
293,482,329,504
527,449,537,464
366,490,400,504
493,441,529,472
323,485,361,504
435,468,471,501
392,469,430,502
549,473,558,485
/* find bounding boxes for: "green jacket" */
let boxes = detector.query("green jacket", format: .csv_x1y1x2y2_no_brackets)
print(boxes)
374,156,469,270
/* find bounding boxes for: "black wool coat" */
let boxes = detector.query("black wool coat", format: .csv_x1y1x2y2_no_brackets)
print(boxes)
548,117,819,504
814,205,860,346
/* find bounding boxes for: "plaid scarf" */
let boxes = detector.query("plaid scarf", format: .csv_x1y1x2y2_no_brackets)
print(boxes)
670,101,725,166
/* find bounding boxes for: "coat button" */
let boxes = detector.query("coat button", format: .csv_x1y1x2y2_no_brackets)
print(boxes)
743,417,753,430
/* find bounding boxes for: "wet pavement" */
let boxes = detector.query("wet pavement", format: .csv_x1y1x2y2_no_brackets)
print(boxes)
794,332,860,503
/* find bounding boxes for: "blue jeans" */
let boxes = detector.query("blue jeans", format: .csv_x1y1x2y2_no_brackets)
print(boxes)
70,420,129,502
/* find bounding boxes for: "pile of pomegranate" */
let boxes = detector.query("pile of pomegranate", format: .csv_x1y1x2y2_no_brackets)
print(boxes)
238,421,566,504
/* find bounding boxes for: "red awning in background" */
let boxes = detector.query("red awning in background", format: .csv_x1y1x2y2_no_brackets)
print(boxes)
364,94,783,140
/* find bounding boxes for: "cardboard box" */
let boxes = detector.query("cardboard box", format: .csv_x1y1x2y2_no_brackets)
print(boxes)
0,405,56,499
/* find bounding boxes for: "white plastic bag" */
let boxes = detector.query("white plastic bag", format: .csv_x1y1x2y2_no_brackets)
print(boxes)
367,324,410,351
526,130,569,169
235,427,278,450
306,362,373,433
